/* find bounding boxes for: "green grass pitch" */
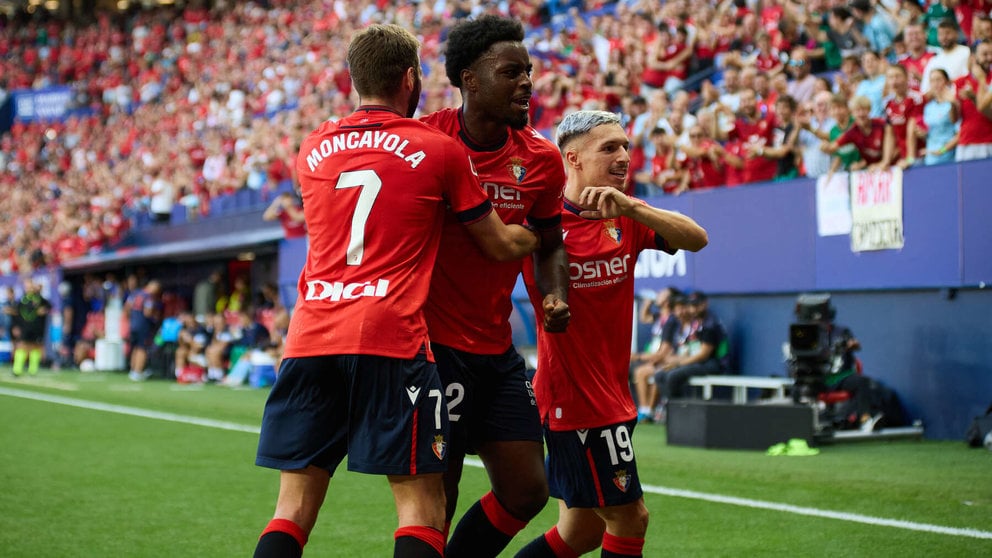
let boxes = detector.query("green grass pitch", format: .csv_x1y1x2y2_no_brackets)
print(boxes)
0,368,989,557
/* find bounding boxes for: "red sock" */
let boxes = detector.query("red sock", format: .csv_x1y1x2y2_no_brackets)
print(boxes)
545,526,580,558
480,491,527,536
601,532,644,557
395,525,445,556
260,518,307,549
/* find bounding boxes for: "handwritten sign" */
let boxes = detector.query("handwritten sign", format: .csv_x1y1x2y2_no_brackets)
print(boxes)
850,168,905,252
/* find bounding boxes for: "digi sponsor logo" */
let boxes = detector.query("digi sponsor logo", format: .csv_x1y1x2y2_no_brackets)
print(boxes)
304,279,390,301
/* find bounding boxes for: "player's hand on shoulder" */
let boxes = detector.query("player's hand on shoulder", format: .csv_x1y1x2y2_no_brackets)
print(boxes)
542,294,570,333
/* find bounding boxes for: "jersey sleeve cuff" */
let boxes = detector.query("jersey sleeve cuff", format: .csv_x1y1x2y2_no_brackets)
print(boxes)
656,233,677,255
455,199,494,225
525,213,562,230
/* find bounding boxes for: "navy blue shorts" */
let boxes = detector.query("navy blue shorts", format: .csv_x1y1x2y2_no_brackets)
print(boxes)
128,322,154,349
255,354,450,476
545,419,644,508
432,344,542,458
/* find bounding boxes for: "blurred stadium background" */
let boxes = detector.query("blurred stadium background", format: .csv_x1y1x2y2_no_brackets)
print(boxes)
1,1,991,556
0,0,990,443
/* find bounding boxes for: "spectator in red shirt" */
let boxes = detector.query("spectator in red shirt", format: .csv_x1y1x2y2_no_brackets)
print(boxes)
634,127,686,196
753,70,777,116
530,71,573,136
833,95,890,171
623,95,649,192
680,123,727,190
954,40,992,161
262,191,307,239
718,89,778,184
883,64,926,167
752,32,786,77
640,25,693,98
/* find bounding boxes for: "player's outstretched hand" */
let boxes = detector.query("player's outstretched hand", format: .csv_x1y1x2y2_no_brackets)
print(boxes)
542,294,570,333
576,186,634,220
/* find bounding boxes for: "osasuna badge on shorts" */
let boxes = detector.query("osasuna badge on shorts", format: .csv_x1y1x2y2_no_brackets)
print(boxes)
603,219,621,243
613,469,631,493
508,157,527,183
432,435,447,460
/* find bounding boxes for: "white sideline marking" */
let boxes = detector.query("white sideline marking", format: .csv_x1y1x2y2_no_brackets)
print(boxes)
3,386,991,541
641,484,992,541
0,386,260,434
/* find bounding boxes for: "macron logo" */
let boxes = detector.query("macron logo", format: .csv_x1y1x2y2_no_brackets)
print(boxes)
304,279,390,301
406,386,421,404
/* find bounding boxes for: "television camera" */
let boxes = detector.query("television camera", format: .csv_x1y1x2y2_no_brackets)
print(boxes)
787,293,850,404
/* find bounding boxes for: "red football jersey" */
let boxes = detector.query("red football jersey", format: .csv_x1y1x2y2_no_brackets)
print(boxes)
722,139,747,187
683,139,727,189
955,74,992,146
884,91,925,159
899,52,934,92
286,106,492,360
420,108,565,354
837,118,888,164
523,199,674,431
730,115,777,183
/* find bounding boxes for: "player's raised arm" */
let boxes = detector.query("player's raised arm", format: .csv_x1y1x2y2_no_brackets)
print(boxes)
577,186,708,252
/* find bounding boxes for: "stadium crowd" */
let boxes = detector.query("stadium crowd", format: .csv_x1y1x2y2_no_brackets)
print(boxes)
2,0,992,276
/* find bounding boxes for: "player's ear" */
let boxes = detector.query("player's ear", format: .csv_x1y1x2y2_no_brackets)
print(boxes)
405,67,416,91
461,68,477,93
564,148,581,170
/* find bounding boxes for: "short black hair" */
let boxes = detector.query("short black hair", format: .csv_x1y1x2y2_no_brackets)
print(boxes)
831,6,852,21
444,15,525,88
937,18,959,31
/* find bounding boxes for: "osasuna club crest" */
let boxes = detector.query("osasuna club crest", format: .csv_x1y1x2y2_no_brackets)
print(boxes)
603,219,622,243
432,435,447,460
613,469,631,493
507,157,527,183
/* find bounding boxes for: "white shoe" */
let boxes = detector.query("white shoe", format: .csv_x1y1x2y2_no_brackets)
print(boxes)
860,413,884,432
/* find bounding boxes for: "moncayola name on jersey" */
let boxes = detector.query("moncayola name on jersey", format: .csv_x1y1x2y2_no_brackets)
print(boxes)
302,131,427,172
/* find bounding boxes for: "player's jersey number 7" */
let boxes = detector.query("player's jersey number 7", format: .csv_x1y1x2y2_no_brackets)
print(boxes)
335,170,382,266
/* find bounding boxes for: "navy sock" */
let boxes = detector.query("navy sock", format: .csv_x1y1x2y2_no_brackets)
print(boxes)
253,531,302,558
514,534,556,557
253,518,306,558
394,525,444,558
